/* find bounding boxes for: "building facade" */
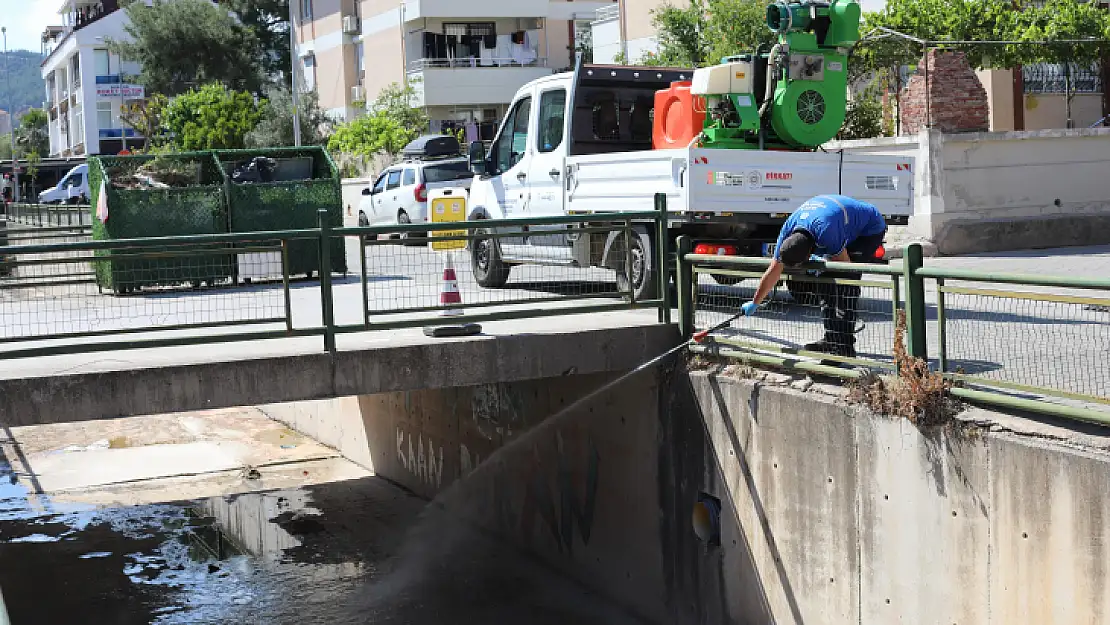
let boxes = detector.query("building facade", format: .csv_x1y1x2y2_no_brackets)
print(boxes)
295,0,614,137
40,0,146,158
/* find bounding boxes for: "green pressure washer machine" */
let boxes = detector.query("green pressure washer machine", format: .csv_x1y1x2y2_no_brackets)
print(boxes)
691,0,862,150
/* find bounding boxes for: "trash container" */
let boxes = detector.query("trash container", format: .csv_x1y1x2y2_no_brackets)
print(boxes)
89,152,232,293
216,147,347,281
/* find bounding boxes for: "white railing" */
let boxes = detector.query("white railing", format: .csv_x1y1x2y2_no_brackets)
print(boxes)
594,4,619,21
408,57,549,71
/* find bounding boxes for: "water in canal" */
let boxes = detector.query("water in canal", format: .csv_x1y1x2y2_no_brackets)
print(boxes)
0,457,648,624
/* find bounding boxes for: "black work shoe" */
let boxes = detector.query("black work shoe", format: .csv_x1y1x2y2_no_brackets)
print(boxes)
804,340,857,359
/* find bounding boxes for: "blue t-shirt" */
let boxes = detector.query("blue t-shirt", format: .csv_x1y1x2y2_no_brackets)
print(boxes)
773,195,887,259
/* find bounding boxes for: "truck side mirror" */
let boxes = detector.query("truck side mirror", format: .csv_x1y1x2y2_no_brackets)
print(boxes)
468,141,487,175
361,187,371,196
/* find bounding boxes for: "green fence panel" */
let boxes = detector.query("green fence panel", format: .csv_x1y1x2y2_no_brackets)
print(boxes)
216,147,347,277
89,153,233,292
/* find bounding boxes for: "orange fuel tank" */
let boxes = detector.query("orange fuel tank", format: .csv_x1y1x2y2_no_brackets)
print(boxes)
653,81,706,150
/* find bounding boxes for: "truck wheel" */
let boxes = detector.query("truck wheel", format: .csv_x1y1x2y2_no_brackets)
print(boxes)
787,280,822,306
711,274,744,286
615,231,658,301
472,227,510,288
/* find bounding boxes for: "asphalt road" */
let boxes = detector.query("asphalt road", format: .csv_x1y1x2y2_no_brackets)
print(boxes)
2,221,1107,408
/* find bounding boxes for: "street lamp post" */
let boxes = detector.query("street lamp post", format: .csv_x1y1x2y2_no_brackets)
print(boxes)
288,1,302,147
2,27,21,202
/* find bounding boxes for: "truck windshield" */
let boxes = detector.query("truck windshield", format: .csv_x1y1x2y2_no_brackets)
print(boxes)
422,162,472,183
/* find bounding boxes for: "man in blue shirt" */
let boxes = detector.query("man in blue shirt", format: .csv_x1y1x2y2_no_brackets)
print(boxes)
742,195,888,357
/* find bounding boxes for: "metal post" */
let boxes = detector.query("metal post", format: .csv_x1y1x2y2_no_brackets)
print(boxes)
359,234,370,328
288,0,303,146
676,235,694,339
936,277,947,372
654,192,670,324
281,239,293,333
902,242,927,360
2,28,20,203
317,209,335,353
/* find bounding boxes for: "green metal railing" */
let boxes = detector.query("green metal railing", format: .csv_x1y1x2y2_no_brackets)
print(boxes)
0,209,670,361
679,242,1110,426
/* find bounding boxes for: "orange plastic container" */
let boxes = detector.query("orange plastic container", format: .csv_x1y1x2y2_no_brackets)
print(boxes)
653,81,706,149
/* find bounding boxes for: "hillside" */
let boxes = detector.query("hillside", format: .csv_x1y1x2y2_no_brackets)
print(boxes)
0,50,47,118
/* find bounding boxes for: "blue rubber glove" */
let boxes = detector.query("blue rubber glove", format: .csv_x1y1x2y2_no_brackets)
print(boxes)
741,301,759,316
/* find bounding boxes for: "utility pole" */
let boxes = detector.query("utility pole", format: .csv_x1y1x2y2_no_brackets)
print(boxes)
2,27,21,202
288,0,302,147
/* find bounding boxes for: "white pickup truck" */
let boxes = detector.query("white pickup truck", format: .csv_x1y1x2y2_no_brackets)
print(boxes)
463,64,914,299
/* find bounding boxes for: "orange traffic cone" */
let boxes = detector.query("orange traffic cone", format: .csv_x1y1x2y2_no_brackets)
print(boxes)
439,253,464,317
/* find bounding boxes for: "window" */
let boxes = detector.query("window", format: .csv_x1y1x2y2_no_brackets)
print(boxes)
422,161,471,183
493,97,532,173
67,173,84,188
97,101,113,132
301,0,312,19
371,172,388,194
537,89,566,153
93,49,110,76
355,42,365,77
386,169,402,190
402,169,416,186
302,55,317,91
72,56,81,87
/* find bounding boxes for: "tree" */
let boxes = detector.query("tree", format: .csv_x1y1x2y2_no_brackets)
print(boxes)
24,151,41,197
838,86,887,140
221,0,292,86
111,0,266,96
245,87,330,147
15,108,49,157
163,84,265,150
120,93,170,150
638,0,772,67
327,84,428,159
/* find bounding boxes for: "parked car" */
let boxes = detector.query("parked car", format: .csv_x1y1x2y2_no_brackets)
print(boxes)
358,136,473,243
39,164,89,204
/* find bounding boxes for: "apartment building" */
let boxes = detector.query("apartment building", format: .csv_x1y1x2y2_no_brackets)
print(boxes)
295,0,614,137
591,0,1106,130
40,0,145,157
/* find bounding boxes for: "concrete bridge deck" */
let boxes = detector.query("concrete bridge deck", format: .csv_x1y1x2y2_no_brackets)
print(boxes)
0,310,677,426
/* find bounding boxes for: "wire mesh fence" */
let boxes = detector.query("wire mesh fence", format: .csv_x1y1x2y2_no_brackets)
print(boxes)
933,279,1110,407
691,259,902,368
350,217,661,329
0,238,294,358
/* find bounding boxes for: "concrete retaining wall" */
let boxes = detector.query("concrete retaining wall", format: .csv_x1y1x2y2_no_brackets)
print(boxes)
827,128,1110,255
682,370,1110,625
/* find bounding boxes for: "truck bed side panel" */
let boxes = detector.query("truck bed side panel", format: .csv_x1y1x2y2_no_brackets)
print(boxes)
686,149,844,215
565,150,688,214
837,153,914,215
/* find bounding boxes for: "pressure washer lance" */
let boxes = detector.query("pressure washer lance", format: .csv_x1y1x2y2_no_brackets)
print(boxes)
619,305,760,377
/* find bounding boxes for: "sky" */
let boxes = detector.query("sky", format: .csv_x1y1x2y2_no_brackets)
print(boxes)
1,0,64,53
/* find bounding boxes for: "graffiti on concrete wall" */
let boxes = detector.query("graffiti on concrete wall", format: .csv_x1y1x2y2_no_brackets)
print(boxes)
504,428,600,556
471,383,525,441
395,426,445,489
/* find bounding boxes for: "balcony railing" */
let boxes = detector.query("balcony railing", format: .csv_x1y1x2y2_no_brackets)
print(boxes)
408,57,549,71
1023,63,1103,94
594,4,619,21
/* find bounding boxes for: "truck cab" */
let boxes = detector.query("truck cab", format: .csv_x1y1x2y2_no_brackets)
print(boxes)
39,164,90,205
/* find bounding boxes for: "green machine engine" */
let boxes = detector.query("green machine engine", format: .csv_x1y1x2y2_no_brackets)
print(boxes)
691,0,861,150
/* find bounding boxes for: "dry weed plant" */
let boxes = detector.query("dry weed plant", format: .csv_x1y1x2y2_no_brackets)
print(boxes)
849,310,962,425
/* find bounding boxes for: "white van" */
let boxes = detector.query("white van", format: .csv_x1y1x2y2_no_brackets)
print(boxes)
39,164,90,204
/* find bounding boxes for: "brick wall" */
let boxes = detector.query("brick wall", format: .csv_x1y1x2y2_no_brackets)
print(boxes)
899,49,990,134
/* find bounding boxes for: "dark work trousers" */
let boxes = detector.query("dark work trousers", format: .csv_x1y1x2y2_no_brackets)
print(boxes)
817,231,886,348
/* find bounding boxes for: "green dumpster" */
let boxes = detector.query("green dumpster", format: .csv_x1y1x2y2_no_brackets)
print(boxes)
216,147,347,279
89,152,233,293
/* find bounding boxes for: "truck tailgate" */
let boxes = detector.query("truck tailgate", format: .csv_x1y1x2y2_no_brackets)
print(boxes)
566,148,914,219
686,148,914,218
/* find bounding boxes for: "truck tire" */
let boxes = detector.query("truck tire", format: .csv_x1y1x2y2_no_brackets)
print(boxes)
615,230,658,301
471,225,510,288
712,274,744,286
787,280,822,306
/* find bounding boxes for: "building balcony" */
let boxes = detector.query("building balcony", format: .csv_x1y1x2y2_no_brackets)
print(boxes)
403,0,549,21
407,60,554,107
